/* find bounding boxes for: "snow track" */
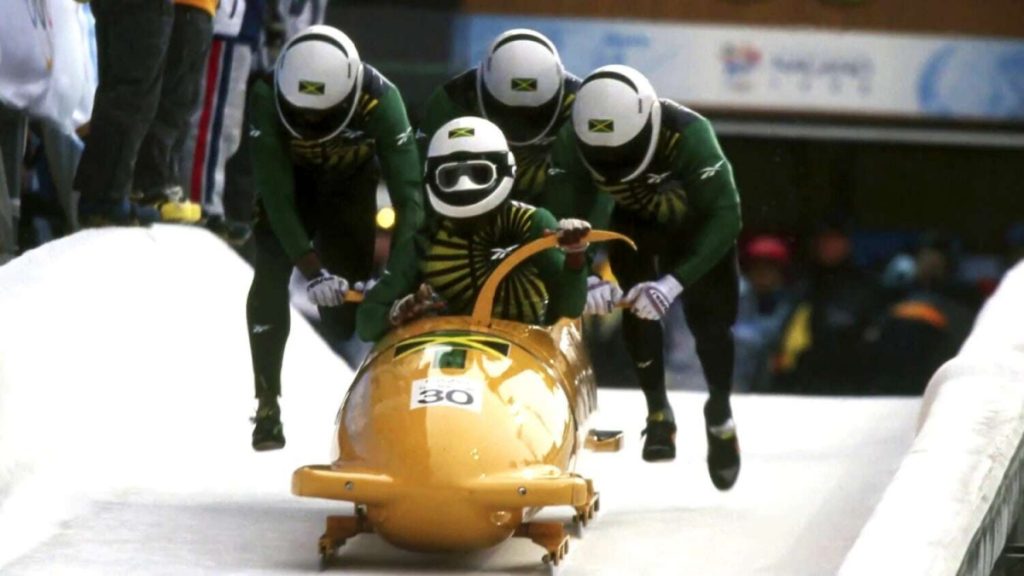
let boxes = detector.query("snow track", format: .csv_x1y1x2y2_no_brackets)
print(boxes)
0,227,918,575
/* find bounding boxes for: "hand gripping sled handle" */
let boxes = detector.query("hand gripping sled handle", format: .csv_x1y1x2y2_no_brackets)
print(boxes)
471,230,636,326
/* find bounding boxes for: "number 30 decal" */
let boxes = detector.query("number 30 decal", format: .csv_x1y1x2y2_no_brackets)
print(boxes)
410,377,483,412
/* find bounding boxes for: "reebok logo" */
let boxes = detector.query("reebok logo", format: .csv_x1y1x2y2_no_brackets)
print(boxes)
395,127,413,146
699,160,725,180
490,244,519,261
646,171,672,185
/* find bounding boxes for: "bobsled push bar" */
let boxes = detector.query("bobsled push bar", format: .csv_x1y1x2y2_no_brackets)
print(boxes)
338,230,635,326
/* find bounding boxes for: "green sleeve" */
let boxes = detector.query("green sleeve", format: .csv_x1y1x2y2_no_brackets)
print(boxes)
365,84,424,253
417,85,469,155
249,80,311,262
356,234,423,342
536,128,614,274
540,127,613,230
527,208,588,321
669,117,742,286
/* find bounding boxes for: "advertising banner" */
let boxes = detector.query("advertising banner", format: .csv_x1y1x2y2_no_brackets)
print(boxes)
452,14,1024,122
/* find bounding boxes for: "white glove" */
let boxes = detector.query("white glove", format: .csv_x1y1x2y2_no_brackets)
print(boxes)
625,275,683,320
555,218,591,271
352,277,379,293
585,275,623,315
389,283,445,326
306,270,350,307
555,218,591,253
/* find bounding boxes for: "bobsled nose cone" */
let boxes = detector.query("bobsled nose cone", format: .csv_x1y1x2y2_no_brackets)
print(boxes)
370,496,516,552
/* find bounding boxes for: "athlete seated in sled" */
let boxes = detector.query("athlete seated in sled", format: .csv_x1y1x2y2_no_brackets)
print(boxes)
356,116,592,341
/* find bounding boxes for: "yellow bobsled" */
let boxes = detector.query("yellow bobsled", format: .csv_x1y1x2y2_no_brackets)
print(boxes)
292,231,632,566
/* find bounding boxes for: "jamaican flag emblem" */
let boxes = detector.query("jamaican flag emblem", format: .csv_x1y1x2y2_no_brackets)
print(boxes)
511,77,538,92
448,127,475,139
588,118,614,133
298,80,326,95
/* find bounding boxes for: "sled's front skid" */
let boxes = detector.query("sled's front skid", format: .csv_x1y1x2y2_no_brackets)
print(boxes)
318,507,371,570
515,521,571,565
573,479,600,527
515,478,599,565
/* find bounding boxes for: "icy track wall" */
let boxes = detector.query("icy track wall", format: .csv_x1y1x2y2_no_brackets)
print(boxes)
0,226,351,569
839,262,1024,576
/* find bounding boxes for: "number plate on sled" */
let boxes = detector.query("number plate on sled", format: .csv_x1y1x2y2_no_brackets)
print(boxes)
410,377,483,412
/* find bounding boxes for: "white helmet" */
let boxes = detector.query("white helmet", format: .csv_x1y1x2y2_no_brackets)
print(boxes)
425,117,517,220
477,29,565,146
572,65,662,183
274,25,363,142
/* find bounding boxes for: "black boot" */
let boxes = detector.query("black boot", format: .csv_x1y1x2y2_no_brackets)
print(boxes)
704,399,740,490
641,409,676,462
251,397,285,451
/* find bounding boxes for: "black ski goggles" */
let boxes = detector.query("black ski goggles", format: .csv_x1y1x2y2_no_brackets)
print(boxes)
434,160,499,192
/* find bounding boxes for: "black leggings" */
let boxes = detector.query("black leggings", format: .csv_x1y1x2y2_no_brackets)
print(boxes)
246,161,378,399
608,212,739,418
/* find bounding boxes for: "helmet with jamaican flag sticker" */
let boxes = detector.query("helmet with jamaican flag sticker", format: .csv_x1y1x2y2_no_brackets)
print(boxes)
274,25,363,142
477,29,565,146
572,65,662,183
425,117,517,219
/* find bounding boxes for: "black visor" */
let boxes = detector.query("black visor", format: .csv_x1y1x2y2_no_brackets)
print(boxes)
276,87,356,141
576,119,654,183
480,87,562,144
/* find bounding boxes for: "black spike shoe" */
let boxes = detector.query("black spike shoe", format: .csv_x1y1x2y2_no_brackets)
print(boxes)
251,400,285,451
704,400,740,490
641,410,677,462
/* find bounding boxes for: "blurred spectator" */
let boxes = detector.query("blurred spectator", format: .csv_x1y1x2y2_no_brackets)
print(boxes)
75,0,215,226
867,231,974,394
2,119,91,260
262,0,328,65
181,0,262,245
915,231,983,311
133,0,217,219
773,223,885,394
0,0,96,258
17,124,89,249
881,252,916,288
734,235,797,391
